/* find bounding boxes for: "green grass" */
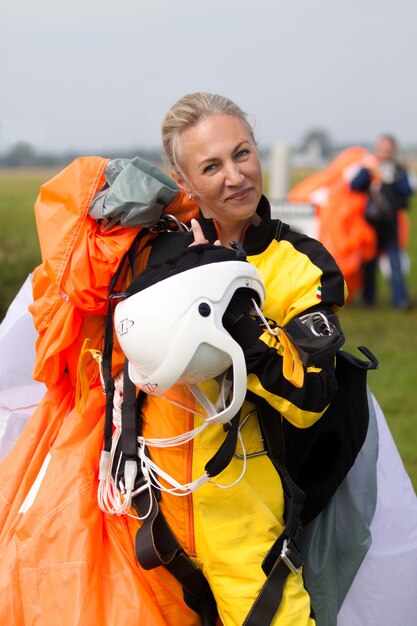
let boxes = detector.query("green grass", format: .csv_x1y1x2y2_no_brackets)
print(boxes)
340,302,417,486
0,166,416,491
0,169,51,318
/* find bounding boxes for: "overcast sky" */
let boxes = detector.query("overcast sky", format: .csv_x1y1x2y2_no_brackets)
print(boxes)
1,0,416,154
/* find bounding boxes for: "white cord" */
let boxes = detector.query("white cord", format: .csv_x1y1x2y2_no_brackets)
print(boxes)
97,437,154,520
97,373,154,520
209,431,247,489
137,429,247,496
252,299,280,336
97,367,248,516
140,380,231,448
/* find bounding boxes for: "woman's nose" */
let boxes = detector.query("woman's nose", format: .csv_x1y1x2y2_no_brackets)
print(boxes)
224,161,244,185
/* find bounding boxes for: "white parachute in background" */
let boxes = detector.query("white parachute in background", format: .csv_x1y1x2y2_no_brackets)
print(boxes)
339,395,417,625
0,276,45,461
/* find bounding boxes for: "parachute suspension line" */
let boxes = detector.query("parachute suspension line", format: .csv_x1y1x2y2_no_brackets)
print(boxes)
101,236,138,455
97,436,154,521
140,375,233,448
86,350,106,391
98,372,145,518
136,427,247,496
96,367,248,514
137,377,247,495
97,372,154,520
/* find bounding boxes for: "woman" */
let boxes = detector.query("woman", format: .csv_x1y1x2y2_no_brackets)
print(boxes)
116,92,347,625
0,93,347,626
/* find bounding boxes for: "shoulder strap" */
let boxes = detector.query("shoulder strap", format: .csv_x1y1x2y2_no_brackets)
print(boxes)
102,230,147,453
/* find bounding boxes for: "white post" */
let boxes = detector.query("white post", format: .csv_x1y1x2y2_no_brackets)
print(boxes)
268,142,290,201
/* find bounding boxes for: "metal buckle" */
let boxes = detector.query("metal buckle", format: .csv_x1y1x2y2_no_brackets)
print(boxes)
280,539,301,575
299,311,334,337
149,214,190,233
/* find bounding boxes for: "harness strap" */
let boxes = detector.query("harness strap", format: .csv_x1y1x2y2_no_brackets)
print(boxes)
257,403,305,576
125,381,304,625
240,400,306,625
133,485,218,626
102,295,116,453
116,366,305,625
120,359,140,458
204,412,240,478
129,402,220,624
243,541,303,626
102,230,146,452
120,377,240,626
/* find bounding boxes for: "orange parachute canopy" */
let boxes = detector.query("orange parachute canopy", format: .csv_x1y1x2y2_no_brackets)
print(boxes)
0,157,201,626
288,147,377,300
29,156,198,387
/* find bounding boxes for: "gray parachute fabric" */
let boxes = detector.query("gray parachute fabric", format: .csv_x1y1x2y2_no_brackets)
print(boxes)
89,156,179,228
299,386,378,626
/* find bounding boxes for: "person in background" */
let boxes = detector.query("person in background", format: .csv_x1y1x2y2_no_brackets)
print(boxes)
350,134,415,310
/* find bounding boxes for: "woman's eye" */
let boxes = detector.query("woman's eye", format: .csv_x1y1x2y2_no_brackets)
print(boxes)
203,163,217,174
235,149,249,159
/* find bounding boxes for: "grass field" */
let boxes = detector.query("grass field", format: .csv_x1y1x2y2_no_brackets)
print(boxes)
0,166,416,491
0,169,45,317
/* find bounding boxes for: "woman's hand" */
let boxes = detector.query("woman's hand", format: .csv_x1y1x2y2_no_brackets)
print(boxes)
189,219,221,246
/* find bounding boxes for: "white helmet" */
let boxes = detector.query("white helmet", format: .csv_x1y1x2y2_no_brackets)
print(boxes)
114,245,265,424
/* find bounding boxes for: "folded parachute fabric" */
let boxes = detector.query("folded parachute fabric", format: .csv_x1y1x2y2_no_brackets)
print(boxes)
89,156,179,228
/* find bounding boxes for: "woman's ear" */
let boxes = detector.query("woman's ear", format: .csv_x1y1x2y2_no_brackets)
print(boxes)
171,169,192,197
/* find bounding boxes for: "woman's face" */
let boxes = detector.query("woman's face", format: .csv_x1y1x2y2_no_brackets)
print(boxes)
173,115,263,226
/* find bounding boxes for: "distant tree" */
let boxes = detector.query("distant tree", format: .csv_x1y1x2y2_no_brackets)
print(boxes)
299,129,333,161
0,143,164,169
1,141,37,168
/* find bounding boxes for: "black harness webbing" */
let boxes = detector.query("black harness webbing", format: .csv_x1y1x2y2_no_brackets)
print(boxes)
120,359,140,459
102,231,146,453
126,387,306,626
132,475,218,626
99,229,218,624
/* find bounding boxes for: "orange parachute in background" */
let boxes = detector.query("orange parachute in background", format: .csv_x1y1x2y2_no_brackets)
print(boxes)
288,147,377,300
0,157,200,626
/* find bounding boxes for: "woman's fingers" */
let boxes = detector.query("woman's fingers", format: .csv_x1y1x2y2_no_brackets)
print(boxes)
188,219,222,247
189,218,208,246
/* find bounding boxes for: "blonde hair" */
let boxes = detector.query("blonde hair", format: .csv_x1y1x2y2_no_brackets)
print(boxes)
161,92,256,174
